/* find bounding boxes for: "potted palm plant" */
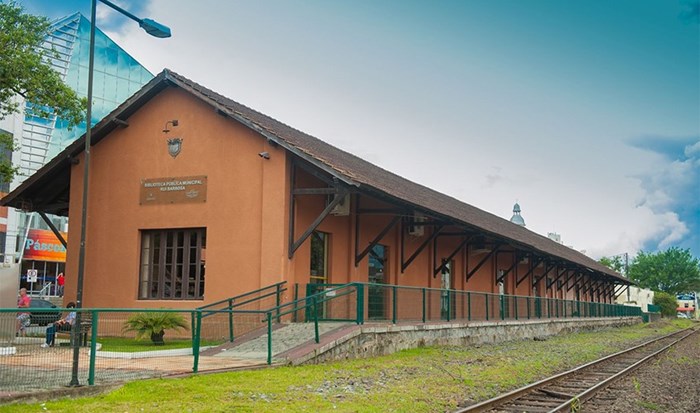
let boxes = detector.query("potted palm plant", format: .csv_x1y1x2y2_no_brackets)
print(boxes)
122,312,189,345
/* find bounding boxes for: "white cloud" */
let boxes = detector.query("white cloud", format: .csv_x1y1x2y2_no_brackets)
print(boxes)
685,140,700,158
102,1,699,261
95,0,130,26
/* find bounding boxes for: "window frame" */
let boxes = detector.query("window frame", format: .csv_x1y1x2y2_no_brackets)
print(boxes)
138,228,206,300
309,231,329,283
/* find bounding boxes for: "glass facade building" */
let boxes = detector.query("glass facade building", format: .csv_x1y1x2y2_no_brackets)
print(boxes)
20,13,153,177
5,13,153,293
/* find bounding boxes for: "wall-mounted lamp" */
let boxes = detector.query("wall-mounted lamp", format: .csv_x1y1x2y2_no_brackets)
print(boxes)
258,151,270,159
163,119,179,133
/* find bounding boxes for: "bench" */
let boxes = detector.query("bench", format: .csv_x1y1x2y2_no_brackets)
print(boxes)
57,312,93,347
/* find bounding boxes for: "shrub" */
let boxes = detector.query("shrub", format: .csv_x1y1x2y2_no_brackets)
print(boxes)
652,291,677,317
123,312,189,345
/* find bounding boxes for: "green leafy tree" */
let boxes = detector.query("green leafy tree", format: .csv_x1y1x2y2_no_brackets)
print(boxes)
0,1,85,183
652,291,678,317
0,131,17,185
628,247,700,295
599,255,626,275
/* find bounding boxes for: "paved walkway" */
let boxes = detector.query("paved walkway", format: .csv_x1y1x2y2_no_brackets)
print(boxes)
0,322,349,395
0,338,266,395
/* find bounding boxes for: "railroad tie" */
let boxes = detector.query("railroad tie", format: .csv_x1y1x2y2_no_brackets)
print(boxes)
537,388,573,399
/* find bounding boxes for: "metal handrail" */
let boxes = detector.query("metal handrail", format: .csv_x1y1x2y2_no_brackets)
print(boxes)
195,281,288,343
352,282,641,316
198,281,287,310
38,282,53,297
268,286,357,321
263,283,359,364
265,283,356,316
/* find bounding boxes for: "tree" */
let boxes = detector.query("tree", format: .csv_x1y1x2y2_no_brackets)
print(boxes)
599,255,626,274
652,291,678,317
628,247,700,295
0,1,85,183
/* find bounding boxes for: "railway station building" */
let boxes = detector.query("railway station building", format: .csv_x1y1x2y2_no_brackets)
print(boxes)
0,69,631,310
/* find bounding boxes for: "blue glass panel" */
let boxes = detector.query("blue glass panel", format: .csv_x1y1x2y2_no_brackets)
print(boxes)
42,14,154,160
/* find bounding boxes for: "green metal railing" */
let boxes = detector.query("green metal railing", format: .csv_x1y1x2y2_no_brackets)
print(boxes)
0,282,643,391
263,283,361,364
319,282,644,325
197,281,287,342
0,307,209,392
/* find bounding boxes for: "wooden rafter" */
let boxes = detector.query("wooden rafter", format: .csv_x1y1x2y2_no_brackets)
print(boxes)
38,211,67,248
496,253,519,284
433,235,472,277
516,256,544,287
466,244,501,282
401,224,444,272
355,215,401,266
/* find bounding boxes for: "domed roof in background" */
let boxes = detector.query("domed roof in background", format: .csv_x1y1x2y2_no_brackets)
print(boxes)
510,202,526,226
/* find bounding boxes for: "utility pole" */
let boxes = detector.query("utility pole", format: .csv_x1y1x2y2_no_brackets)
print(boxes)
625,252,630,302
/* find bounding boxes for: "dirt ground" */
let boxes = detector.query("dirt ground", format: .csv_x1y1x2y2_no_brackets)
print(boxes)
583,329,700,413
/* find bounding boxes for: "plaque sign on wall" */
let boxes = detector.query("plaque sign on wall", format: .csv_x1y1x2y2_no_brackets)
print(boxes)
140,175,207,205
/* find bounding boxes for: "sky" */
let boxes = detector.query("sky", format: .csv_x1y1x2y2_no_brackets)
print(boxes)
23,0,700,260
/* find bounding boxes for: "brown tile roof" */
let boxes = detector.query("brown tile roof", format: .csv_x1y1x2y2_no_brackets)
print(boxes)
163,70,626,283
1,69,629,283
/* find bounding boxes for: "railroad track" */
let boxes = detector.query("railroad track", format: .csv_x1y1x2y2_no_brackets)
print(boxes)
455,327,698,413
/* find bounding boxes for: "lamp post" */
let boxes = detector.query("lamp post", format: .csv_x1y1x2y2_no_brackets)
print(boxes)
70,0,171,387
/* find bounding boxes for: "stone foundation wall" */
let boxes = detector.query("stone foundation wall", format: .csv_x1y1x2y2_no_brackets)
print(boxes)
297,317,641,365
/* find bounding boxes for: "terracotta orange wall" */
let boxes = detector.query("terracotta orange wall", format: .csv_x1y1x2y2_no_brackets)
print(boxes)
65,87,288,308
290,170,507,296
61,86,611,309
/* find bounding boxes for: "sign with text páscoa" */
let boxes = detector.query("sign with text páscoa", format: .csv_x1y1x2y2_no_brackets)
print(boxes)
24,229,67,262
140,176,207,205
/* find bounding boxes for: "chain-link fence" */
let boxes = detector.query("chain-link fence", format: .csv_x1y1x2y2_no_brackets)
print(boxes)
0,307,250,393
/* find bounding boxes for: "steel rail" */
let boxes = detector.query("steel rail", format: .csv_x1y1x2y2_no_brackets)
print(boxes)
454,327,696,413
550,327,699,412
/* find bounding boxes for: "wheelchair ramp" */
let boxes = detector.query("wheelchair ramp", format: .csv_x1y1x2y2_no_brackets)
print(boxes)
209,322,351,363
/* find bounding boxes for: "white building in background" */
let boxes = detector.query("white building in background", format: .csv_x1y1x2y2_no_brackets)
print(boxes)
616,286,654,311
547,232,562,244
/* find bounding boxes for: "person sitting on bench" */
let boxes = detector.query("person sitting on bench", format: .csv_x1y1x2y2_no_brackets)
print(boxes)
42,302,76,348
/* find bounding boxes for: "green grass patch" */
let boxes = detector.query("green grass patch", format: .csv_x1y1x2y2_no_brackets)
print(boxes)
2,319,689,412
637,400,662,410
97,337,223,352
670,318,695,329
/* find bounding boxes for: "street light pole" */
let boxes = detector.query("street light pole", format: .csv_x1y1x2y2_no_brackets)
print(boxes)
624,252,630,302
69,0,170,387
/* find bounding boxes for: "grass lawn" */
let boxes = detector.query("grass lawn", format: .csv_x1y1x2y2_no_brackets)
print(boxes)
2,319,694,413
97,337,224,352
